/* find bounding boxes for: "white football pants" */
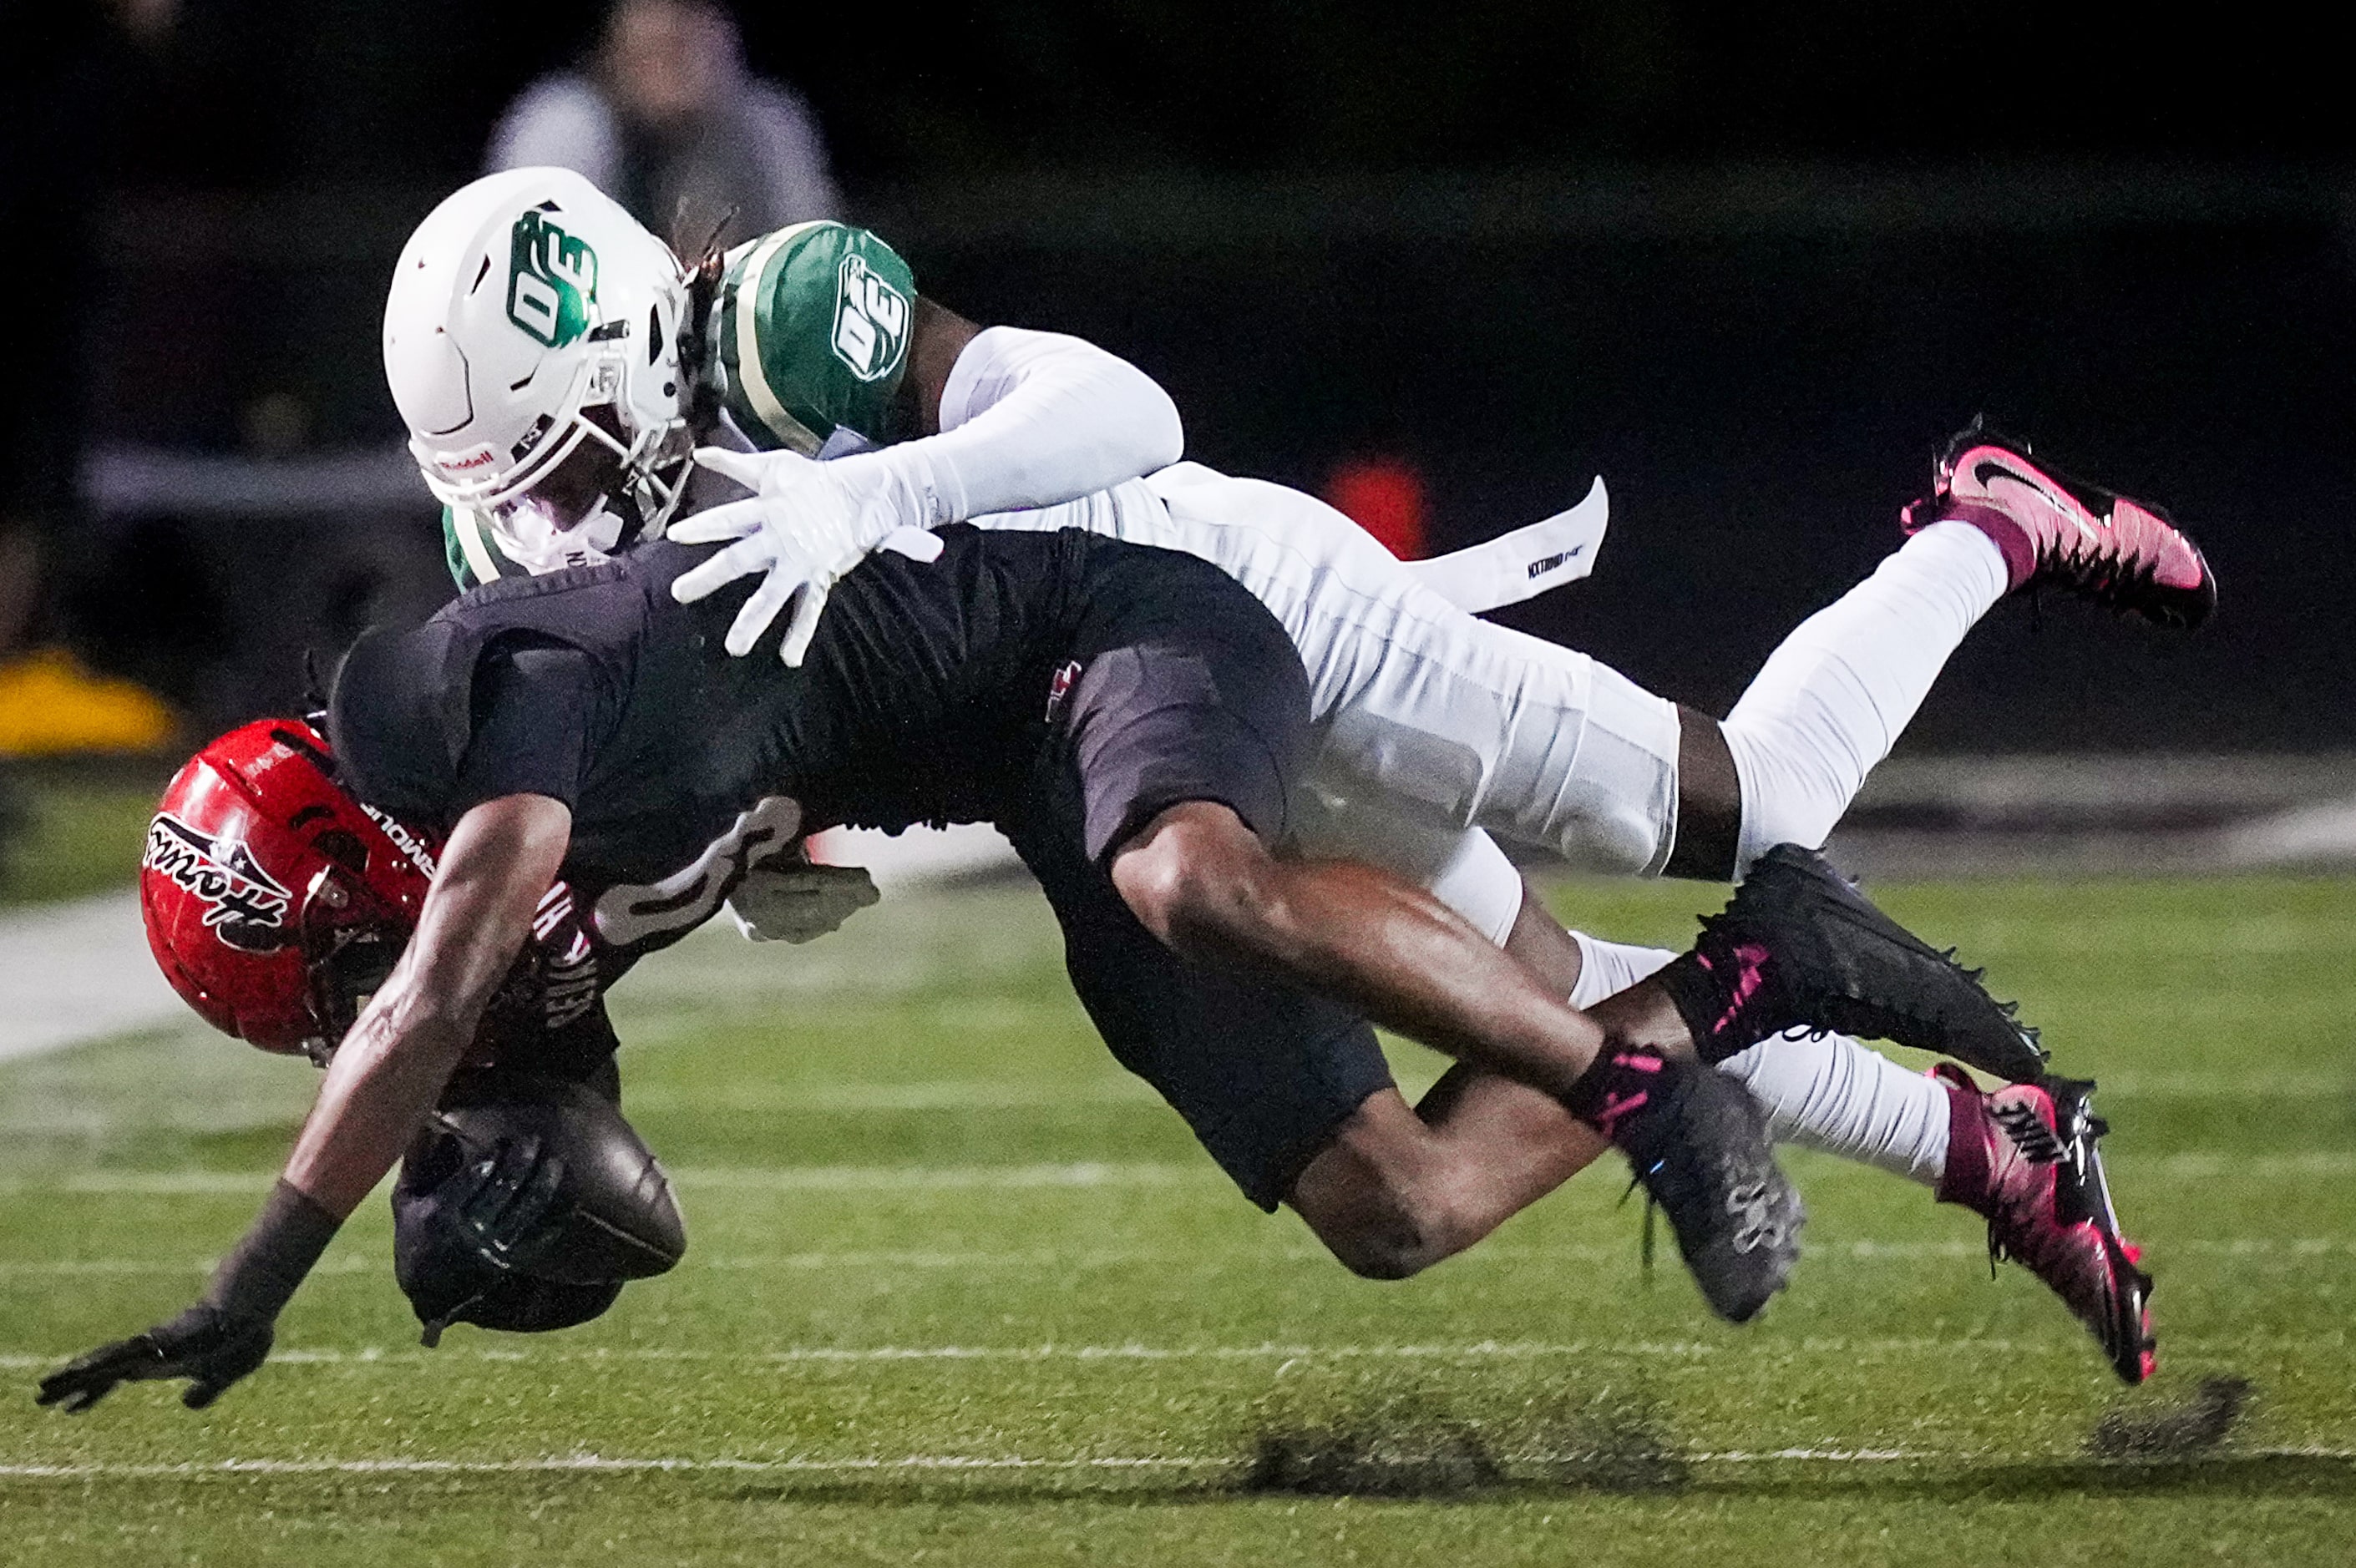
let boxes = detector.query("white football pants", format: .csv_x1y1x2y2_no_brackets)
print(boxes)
975,462,1680,941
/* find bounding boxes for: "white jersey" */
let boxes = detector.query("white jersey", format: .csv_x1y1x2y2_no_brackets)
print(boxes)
967,463,1684,942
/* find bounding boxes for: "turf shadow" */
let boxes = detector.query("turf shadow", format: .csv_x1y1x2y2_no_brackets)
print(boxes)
716,1452,2356,1509
2088,1374,2253,1459
1239,1382,1689,1499
1678,1453,2356,1505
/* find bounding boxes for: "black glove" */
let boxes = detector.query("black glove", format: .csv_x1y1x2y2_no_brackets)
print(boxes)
447,1131,570,1272
35,1180,338,1414
36,1304,275,1413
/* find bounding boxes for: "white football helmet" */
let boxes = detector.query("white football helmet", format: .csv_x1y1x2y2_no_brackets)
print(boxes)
384,168,694,570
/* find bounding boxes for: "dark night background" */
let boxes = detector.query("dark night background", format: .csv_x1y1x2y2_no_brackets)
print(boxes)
7,1,2351,749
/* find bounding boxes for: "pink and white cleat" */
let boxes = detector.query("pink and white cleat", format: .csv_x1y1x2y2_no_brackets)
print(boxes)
1901,422,2217,630
1933,1063,2156,1385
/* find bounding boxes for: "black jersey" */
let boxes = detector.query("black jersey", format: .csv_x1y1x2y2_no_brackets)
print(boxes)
331,524,1390,1210
332,524,1300,963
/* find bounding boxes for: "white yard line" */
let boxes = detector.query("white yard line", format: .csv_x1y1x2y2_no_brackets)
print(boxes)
3,1445,2348,1481
2,1333,2344,1372
0,1343,1729,1369
619,1080,1163,1112
8,1235,2356,1280
1,1070,2338,1135
7,1150,2352,1199
0,892,183,1062
0,1162,1205,1196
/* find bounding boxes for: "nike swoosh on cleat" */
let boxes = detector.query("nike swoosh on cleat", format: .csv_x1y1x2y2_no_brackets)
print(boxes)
1973,458,2100,540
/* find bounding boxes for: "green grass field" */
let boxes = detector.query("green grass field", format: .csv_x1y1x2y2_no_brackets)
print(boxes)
0,766,167,908
3,873,2353,1565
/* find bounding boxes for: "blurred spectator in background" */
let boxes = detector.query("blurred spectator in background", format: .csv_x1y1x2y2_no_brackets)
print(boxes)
487,0,839,255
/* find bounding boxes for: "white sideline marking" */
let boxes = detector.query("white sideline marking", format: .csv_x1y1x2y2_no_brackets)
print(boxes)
3,1446,2350,1481
0,893,182,1062
9,1235,2356,1280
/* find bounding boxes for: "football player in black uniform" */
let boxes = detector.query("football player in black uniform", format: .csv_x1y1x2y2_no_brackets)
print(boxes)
40,525,2042,1411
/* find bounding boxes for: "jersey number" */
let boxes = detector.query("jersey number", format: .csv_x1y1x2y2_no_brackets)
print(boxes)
592,796,804,950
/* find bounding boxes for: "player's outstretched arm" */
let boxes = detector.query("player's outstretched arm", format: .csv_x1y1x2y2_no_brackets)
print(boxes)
35,795,572,1414
672,301,1184,664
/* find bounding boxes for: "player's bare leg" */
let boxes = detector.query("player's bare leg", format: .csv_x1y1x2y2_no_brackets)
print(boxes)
1284,959,1722,1284
1112,800,1801,1319
1305,883,1612,1277
1282,876,1937,1282
1259,838,2046,1292
1113,803,1621,1100
1663,705,1745,880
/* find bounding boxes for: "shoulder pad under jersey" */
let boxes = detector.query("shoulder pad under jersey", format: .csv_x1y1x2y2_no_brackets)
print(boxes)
332,560,649,824
710,222,917,456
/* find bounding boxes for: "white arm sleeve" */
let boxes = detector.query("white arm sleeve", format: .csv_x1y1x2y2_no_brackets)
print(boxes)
835,326,1183,534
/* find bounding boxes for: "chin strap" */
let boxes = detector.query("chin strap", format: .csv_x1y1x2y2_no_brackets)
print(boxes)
676,226,730,435
418,1295,481,1350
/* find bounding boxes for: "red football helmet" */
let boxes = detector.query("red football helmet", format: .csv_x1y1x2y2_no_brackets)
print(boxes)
142,720,440,1057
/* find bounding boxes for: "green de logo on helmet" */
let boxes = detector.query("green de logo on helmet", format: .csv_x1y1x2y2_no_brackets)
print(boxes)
507,210,600,348
832,253,909,382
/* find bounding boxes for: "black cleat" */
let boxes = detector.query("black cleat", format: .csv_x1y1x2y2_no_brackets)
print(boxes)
1653,844,2049,1082
1589,1049,1804,1323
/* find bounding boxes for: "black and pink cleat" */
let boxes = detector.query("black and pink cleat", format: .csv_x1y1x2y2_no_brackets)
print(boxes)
1902,421,2217,630
1933,1064,2156,1385
1652,845,2049,1083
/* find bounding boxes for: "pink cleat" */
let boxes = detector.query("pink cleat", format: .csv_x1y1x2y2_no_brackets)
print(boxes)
1933,1063,2156,1385
1901,422,2217,630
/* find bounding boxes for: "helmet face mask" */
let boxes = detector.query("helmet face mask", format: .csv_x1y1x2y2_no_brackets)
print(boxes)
296,862,415,1063
479,403,690,574
385,169,696,569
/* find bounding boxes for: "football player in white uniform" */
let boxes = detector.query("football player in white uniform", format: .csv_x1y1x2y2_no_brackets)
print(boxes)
381,169,2205,1379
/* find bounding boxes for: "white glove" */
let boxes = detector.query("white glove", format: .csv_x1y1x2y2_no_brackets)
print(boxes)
725,860,881,943
668,447,942,665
